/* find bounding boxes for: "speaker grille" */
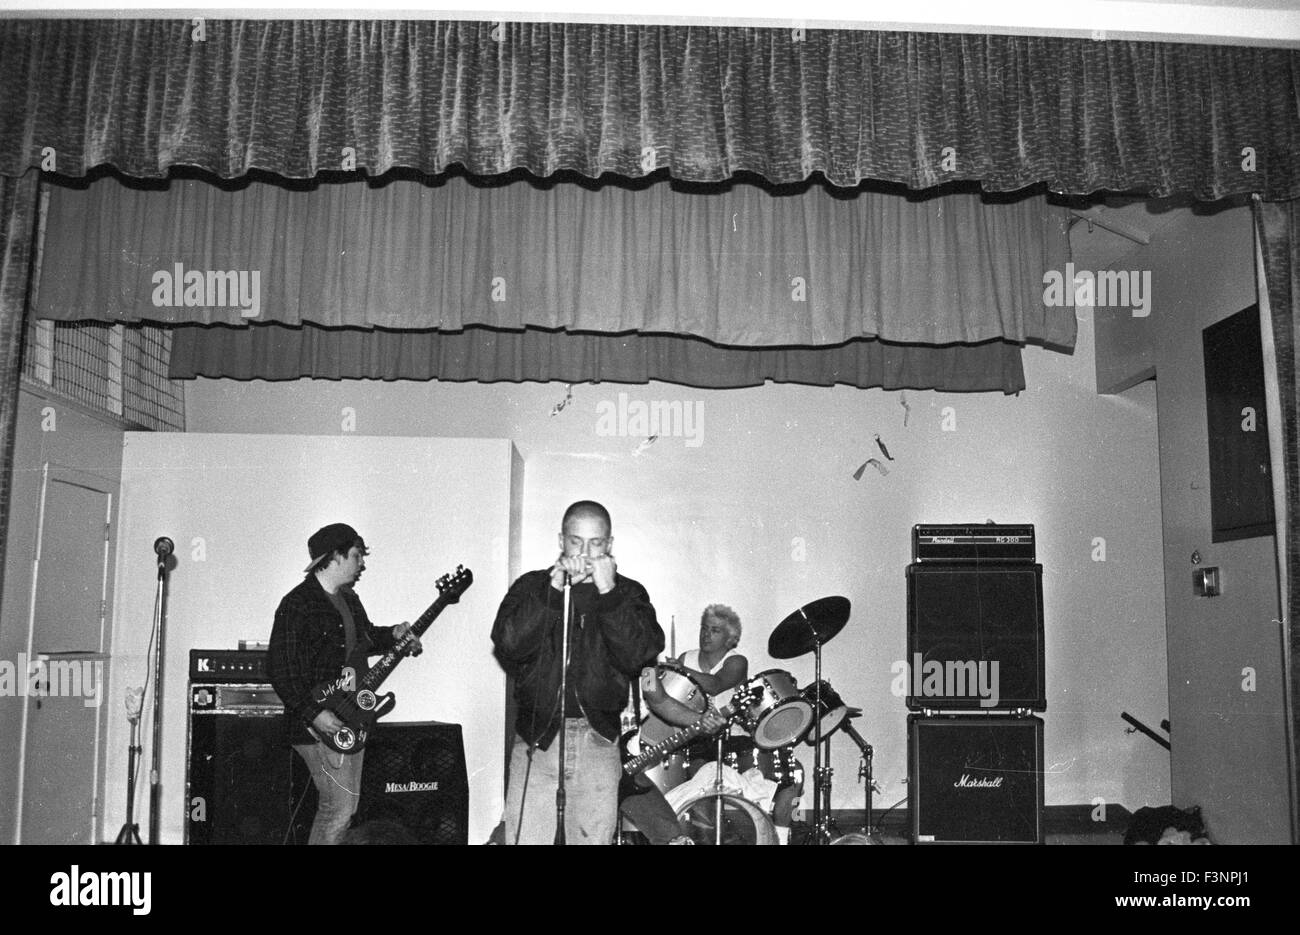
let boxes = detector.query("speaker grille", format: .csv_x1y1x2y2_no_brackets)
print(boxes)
909,715,1044,844
906,563,1045,710
185,710,311,845
355,721,469,845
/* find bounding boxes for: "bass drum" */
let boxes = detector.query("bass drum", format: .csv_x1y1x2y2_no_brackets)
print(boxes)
673,792,778,845
829,833,878,844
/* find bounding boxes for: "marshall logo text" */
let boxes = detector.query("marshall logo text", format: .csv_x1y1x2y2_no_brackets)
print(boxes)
954,773,1004,789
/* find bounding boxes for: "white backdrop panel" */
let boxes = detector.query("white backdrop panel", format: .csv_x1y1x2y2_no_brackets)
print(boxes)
105,433,517,844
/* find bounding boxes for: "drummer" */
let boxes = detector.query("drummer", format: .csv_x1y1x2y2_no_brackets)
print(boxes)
675,604,748,709
673,604,803,845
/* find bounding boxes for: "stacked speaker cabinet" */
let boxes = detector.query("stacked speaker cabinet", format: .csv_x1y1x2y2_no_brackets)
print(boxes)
906,525,1046,844
185,650,312,845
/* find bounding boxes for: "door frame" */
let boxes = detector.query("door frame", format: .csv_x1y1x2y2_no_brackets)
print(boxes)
14,462,116,844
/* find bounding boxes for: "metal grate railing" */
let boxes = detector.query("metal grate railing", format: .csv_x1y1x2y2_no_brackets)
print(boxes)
122,326,185,431
24,320,185,432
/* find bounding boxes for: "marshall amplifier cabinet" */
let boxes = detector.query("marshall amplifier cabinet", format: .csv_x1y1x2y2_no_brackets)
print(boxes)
909,714,1044,844
912,524,1036,564
906,562,1046,711
185,678,312,845
355,721,469,844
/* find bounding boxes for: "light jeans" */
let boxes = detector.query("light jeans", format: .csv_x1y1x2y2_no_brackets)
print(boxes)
503,718,622,845
293,741,365,845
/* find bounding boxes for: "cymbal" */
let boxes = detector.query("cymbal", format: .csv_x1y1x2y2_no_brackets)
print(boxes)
768,596,851,659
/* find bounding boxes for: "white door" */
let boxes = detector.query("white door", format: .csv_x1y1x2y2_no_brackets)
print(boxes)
18,466,113,844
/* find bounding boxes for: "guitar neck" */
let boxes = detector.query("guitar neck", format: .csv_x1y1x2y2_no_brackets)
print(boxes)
360,594,450,691
625,702,738,775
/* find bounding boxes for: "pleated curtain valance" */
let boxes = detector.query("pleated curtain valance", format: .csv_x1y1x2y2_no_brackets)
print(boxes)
164,323,1028,393
2,20,1297,200
37,173,1073,351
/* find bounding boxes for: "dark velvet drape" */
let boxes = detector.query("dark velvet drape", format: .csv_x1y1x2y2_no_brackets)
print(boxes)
0,172,39,606
3,21,1297,198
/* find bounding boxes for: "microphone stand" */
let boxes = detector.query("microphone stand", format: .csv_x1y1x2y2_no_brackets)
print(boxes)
554,572,572,845
147,541,172,845
113,690,144,845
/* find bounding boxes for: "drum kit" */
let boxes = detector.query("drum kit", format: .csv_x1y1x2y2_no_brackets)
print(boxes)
644,595,877,845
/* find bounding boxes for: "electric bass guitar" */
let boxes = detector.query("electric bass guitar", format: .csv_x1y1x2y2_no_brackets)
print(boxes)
618,683,761,799
310,565,473,754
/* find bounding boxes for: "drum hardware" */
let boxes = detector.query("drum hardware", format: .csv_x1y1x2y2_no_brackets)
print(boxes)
768,595,851,844
720,738,802,788
842,718,883,843
809,735,841,844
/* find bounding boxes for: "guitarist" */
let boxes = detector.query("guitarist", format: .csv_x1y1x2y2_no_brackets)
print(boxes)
619,667,728,844
268,523,422,845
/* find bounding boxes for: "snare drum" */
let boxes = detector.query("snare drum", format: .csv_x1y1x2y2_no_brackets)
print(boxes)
800,679,849,743
738,669,814,749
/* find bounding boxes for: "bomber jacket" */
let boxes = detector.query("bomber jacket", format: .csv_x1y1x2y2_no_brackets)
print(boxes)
267,574,398,745
491,569,664,749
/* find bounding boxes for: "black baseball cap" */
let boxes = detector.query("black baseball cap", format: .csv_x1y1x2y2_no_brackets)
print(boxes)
304,523,367,573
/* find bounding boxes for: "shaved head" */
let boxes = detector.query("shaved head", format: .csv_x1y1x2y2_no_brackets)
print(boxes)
561,500,612,533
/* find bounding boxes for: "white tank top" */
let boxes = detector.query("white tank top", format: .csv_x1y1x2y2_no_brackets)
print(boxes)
679,648,744,718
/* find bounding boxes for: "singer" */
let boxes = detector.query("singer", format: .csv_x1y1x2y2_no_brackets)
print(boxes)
491,500,663,844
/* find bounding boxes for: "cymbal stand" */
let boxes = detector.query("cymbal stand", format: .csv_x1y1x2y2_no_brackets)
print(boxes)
812,733,839,843
803,607,827,844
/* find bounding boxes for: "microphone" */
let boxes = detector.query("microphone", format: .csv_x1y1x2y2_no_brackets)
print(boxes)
154,536,174,570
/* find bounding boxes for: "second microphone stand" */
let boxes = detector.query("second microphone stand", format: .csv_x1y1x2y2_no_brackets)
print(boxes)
147,539,173,844
554,573,574,844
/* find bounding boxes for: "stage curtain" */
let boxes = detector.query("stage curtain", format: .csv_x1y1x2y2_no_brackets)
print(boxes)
0,172,40,606
1,20,1296,199
166,322,1027,393
1256,200,1300,824
37,174,1073,349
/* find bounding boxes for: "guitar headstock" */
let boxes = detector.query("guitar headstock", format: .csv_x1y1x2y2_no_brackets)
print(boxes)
726,683,763,717
436,565,474,602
